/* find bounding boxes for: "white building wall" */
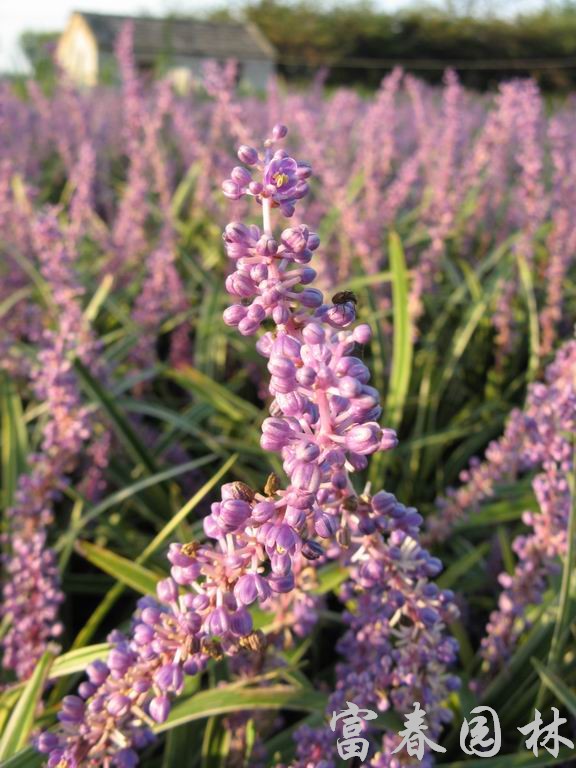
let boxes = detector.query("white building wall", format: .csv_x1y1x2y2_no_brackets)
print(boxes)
168,56,274,91
56,14,98,87
241,59,274,91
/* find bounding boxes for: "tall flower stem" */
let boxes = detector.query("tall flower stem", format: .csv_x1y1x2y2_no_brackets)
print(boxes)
262,197,272,237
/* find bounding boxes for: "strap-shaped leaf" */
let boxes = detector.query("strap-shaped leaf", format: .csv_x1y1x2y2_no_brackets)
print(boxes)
155,686,328,733
532,658,576,718
0,652,52,759
76,541,161,596
386,230,413,430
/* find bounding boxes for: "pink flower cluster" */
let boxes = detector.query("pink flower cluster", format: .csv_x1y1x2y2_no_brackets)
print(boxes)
430,337,576,670
1,213,102,680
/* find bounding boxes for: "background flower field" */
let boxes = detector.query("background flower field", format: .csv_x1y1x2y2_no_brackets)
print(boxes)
1,23,576,768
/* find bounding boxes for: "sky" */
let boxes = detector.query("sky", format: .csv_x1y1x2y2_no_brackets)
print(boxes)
0,0,554,73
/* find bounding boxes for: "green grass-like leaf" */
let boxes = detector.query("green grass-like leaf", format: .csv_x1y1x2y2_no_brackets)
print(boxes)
51,642,111,678
69,455,237,651
517,252,540,382
74,358,162,479
155,685,328,733
1,376,28,510
385,231,413,430
532,659,576,718
0,748,43,768
0,652,52,760
76,541,162,595
168,366,260,423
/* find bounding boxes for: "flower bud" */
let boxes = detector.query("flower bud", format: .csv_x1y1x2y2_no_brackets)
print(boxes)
299,288,323,308
171,563,201,585
224,221,250,243
223,304,247,327
339,375,362,398
87,660,109,685
420,607,440,627
60,696,85,724
302,322,325,344
133,622,154,645
315,513,338,538
237,144,258,165
78,681,97,699
206,606,230,635
154,663,184,692
299,267,316,284
117,749,139,768
251,500,276,523
272,123,288,140
231,166,252,185
156,577,179,604
285,505,307,530
282,226,308,253
235,573,271,605
149,695,171,724
107,694,131,717
381,428,399,451
266,523,298,554
38,732,60,753
222,180,242,200
261,417,294,451
280,202,296,217
217,498,251,532
225,272,254,298
291,461,321,492
307,232,320,250
230,608,253,636
353,323,372,344
296,162,312,179
269,573,295,593
302,539,324,560
273,304,290,324
268,356,296,379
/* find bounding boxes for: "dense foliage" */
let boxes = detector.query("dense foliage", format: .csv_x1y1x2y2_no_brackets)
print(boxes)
1,24,576,768
208,0,576,90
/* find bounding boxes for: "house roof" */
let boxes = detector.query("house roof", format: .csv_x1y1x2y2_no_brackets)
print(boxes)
74,12,276,61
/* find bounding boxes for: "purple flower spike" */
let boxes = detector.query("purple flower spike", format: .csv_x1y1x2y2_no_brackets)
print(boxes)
40,122,457,768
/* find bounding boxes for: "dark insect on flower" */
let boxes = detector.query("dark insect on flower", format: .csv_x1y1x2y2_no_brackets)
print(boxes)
201,638,224,660
229,481,255,502
302,539,324,560
342,495,359,512
184,634,200,656
336,527,351,548
331,290,358,306
182,540,201,558
239,630,267,652
264,472,280,497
